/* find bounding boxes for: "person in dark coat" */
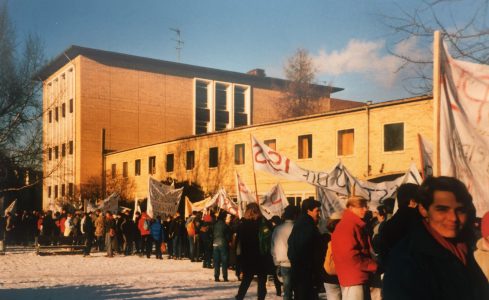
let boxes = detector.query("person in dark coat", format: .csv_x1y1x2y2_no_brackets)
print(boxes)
121,210,135,255
383,176,489,300
150,215,165,259
287,198,322,300
212,211,231,281
200,213,214,268
235,203,271,300
81,212,95,256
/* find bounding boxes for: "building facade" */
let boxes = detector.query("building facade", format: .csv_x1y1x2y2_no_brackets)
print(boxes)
39,46,358,209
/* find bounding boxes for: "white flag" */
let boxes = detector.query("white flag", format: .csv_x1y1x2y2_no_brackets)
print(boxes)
147,177,183,218
205,188,239,216
98,193,120,214
439,43,489,216
259,184,288,220
418,134,433,179
133,198,141,221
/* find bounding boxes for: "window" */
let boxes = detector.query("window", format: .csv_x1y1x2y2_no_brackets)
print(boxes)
215,83,229,131
298,134,312,159
55,107,59,121
62,103,66,118
48,148,52,161
166,154,174,172
111,164,116,179
54,146,59,159
195,80,210,134
338,129,354,156
69,99,73,113
61,184,66,197
148,156,156,175
54,185,58,198
209,147,218,168
122,162,128,178
384,123,404,152
234,86,248,127
49,110,52,123
69,141,73,155
298,134,312,158
61,143,66,157
135,159,141,176
68,183,74,196
186,151,195,170
264,139,276,150
48,186,52,198
235,144,245,165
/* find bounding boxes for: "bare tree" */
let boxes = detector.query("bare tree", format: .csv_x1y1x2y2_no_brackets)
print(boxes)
281,48,322,118
383,0,489,95
0,2,44,195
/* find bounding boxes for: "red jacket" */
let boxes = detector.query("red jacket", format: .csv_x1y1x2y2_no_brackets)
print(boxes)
138,212,150,236
331,209,377,286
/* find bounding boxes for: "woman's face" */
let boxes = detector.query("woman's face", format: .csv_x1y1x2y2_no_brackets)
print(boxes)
420,190,468,238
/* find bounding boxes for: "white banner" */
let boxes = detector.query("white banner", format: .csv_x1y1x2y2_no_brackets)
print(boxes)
235,172,256,218
439,44,489,216
98,193,120,214
418,134,433,178
205,188,239,216
84,200,97,213
133,198,141,222
147,177,183,218
259,184,288,220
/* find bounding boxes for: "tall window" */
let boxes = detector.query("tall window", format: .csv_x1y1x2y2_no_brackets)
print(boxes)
166,154,174,172
235,144,245,165
195,80,210,134
384,123,404,152
338,129,354,156
48,186,52,198
61,184,66,197
264,139,276,150
69,141,73,155
135,159,141,176
69,99,73,113
122,162,128,178
234,86,248,127
111,164,116,179
62,103,66,118
298,134,312,159
209,147,218,168
55,107,59,121
186,151,195,170
148,156,156,175
54,146,59,159
215,83,229,131
48,148,52,161
68,183,74,196
61,143,66,157
54,185,58,198
49,110,52,123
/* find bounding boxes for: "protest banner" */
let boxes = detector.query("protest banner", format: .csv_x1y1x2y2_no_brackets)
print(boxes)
147,177,183,218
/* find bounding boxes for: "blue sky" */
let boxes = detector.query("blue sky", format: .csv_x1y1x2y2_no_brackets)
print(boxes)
8,0,479,102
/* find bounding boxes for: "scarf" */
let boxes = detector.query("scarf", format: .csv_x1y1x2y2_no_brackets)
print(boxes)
423,220,468,266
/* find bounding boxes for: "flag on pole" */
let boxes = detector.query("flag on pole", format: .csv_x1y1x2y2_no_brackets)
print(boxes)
133,198,141,222
98,193,120,214
4,199,16,215
205,188,239,216
438,41,489,216
184,197,193,219
259,184,288,220
147,177,183,218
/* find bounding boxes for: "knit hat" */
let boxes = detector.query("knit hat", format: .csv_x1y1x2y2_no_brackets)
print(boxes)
481,211,489,238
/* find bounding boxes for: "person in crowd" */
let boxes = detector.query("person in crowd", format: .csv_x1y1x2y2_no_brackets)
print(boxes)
186,211,198,262
121,209,135,256
94,209,105,251
138,211,152,258
150,215,165,259
104,211,116,257
271,205,300,300
383,176,489,300
64,212,74,238
200,213,214,268
163,215,173,258
170,212,185,259
5,212,14,245
133,211,142,254
115,212,124,254
229,214,242,280
321,211,343,300
213,211,231,281
371,205,388,257
81,212,95,257
475,211,489,281
58,210,67,238
377,183,421,265
331,196,378,300
235,203,271,300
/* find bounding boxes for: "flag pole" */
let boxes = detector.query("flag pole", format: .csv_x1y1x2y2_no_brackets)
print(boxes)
417,134,426,179
433,30,442,177
250,135,260,202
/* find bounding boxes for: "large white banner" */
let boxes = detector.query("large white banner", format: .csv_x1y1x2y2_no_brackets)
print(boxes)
204,188,239,216
147,177,183,218
259,184,289,220
439,44,489,216
98,193,119,214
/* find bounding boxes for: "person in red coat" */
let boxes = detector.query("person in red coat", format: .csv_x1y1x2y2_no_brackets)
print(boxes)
331,196,377,300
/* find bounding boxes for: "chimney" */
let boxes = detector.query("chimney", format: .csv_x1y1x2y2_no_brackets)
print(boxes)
247,68,266,77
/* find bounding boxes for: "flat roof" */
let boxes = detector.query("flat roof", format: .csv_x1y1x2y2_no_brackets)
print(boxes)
36,45,343,93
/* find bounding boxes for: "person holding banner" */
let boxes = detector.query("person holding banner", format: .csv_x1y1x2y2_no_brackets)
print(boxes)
383,177,489,300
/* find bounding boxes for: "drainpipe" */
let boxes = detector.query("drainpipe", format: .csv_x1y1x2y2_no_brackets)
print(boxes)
101,128,106,198
366,101,372,177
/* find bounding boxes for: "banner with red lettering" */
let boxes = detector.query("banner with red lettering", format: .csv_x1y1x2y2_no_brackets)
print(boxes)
259,184,288,220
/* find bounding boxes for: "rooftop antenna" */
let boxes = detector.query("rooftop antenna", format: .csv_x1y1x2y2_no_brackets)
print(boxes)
170,28,184,62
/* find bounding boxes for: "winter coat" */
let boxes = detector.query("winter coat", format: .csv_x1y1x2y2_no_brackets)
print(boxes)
150,220,165,242
121,217,135,239
237,218,270,274
138,212,151,236
94,215,105,237
82,216,95,238
64,217,74,237
271,220,294,267
383,222,489,300
475,238,489,281
212,219,231,247
331,209,377,287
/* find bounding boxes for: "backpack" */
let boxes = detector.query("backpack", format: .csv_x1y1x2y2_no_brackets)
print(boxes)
324,241,337,275
258,218,271,255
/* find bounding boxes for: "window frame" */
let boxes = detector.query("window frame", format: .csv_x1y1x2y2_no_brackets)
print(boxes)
234,144,245,165
166,153,174,173
135,159,141,176
337,128,355,157
186,150,195,170
383,122,405,153
148,156,156,175
298,134,313,159
209,147,219,168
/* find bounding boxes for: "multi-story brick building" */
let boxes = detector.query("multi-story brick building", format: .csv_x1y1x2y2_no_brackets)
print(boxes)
38,45,363,209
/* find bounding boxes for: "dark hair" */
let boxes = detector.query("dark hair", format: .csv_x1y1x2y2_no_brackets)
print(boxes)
301,198,320,212
376,205,388,218
244,203,262,220
396,183,420,208
283,205,299,220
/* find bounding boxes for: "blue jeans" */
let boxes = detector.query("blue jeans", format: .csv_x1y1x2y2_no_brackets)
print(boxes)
213,245,228,280
172,236,181,258
280,266,292,300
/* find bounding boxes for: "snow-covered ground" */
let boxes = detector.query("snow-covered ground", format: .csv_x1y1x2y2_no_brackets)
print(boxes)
0,248,319,300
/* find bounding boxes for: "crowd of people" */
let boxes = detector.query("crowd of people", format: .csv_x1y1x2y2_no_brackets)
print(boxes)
1,176,489,300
